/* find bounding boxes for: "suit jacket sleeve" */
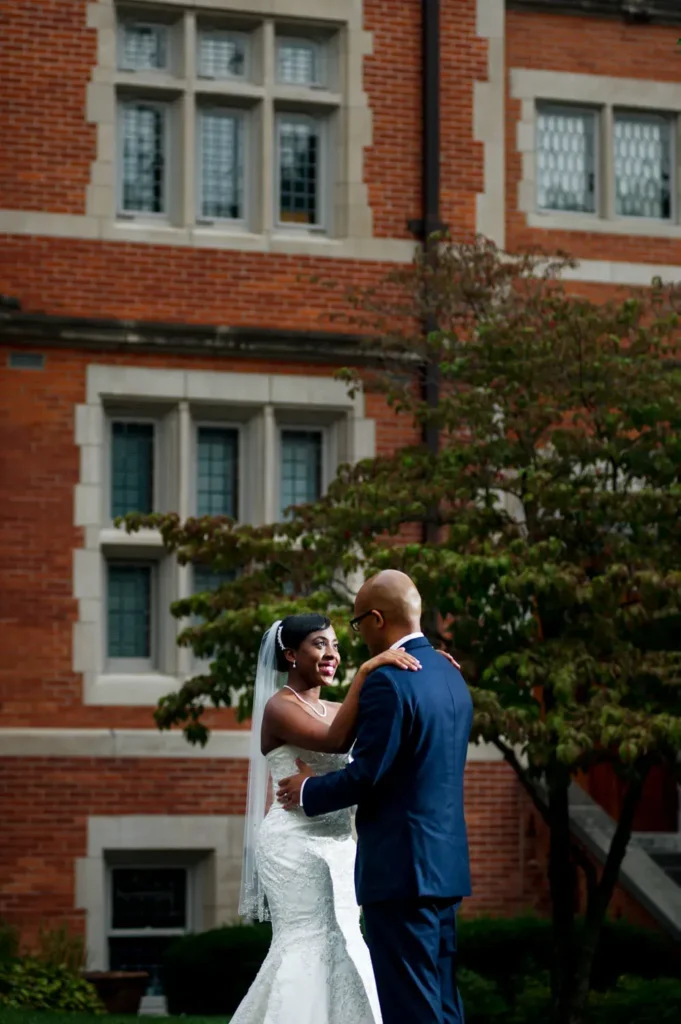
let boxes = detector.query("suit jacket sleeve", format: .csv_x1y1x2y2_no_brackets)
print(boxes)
302,670,404,818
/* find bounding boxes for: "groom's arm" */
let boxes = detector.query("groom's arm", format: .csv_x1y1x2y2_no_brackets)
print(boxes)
301,671,404,818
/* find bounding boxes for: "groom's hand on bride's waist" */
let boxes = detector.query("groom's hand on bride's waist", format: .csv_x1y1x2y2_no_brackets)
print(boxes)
277,759,316,811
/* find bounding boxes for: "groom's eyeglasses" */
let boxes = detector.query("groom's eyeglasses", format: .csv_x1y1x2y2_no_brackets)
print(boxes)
349,610,382,633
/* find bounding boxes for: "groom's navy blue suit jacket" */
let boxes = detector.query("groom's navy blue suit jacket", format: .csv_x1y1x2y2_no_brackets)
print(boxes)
302,636,473,906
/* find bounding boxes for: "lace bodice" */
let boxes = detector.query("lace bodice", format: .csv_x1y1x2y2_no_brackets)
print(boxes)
266,744,349,790
265,744,351,837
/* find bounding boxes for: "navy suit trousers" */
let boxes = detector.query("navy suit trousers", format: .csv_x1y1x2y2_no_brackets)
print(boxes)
362,898,465,1024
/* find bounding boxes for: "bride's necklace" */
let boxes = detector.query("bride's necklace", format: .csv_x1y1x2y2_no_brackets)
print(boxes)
283,684,328,718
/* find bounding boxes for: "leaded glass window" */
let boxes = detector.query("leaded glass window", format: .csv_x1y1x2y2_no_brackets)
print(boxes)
198,30,247,79
614,112,672,220
111,867,186,929
120,23,168,72
120,102,166,214
278,116,321,226
277,38,321,86
107,565,151,659
108,867,187,997
197,427,238,517
281,429,322,516
199,112,244,220
111,422,154,518
536,104,597,214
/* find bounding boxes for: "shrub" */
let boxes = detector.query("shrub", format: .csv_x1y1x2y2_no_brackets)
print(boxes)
161,923,272,1015
457,968,508,1022
0,958,104,1012
36,923,86,975
457,916,679,995
0,922,19,965
159,916,680,1018
587,976,681,1024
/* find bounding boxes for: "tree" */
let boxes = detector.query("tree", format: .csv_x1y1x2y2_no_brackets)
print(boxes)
123,238,681,1024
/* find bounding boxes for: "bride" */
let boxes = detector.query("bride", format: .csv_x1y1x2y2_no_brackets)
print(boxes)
230,613,422,1024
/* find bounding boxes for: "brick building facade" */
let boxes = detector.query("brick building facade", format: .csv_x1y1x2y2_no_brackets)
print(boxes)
1,0,680,987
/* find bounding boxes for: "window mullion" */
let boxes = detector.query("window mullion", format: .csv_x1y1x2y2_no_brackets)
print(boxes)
182,13,197,227
602,104,615,221
261,20,276,234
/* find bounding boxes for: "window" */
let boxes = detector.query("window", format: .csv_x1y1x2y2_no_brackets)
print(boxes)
614,111,672,220
107,564,152,666
277,37,323,87
194,565,234,595
277,115,323,227
281,429,322,515
537,104,597,214
119,22,169,72
518,74,681,234
196,426,239,516
75,366,370,704
111,421,154,518
108,866,189,996
119,102,167,216
198,29,249,80
111,10,345,237
198,111,245,221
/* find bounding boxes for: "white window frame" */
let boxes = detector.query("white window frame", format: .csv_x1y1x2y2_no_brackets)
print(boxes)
106,413,158,525
278,423,328,517
117,20,171,74
276,35,326,89
612,108,676,224
275,112,327,232
116,98,171,220
535,101,600,219
196,107,248,226
105,559,157,675
197,27,251,82
193,419,243,519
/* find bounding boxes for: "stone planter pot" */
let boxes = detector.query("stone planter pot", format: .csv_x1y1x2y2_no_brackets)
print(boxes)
83,971,150,1014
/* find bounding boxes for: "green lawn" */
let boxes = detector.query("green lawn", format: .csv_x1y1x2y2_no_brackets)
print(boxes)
0,1015,228,1024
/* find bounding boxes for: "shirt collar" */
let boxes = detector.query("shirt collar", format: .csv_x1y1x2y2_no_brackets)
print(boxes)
390,631,424,650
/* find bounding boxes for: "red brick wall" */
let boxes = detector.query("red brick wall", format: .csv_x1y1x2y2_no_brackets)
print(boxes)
0,344,419,730
0,757,537,946
0,0,484,241
0,755,249,947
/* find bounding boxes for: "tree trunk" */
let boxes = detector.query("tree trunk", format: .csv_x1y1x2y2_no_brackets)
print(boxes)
552,770,647,1024
547,772,577,1020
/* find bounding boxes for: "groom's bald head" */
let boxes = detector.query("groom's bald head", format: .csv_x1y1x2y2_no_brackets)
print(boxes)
353,570,422,654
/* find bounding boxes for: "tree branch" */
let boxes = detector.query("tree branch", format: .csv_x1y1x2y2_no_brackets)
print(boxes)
493,737,552,828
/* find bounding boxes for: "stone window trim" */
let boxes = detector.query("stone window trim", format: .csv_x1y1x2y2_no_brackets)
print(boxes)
76,815,244,970
84,0,375,257
512,68,681,238
74,363,376,706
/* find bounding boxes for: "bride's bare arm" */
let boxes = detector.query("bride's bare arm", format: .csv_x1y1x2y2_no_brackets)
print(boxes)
262,648,422,755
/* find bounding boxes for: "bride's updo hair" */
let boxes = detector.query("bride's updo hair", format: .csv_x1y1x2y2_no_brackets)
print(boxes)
275,613,332,672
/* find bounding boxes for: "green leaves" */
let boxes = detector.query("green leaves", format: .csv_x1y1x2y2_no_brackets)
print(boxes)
121,238,681,798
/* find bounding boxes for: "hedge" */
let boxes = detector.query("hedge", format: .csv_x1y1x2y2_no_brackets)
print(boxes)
161,916,680,1019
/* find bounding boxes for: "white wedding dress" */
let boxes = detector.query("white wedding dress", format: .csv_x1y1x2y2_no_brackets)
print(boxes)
230,744,382,1024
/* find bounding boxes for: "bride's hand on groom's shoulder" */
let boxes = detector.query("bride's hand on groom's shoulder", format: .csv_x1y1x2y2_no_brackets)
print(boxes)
436,649,461,671
359,648,422,681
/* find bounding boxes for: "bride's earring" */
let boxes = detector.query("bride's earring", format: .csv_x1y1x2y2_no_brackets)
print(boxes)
292,660,297,669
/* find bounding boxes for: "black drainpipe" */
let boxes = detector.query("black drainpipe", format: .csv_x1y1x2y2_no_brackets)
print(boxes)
409,0,443,544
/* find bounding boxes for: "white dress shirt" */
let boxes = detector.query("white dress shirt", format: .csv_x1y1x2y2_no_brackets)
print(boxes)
299,631,425,808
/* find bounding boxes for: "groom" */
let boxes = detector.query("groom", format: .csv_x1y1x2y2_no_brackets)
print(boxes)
277,570,473,1024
